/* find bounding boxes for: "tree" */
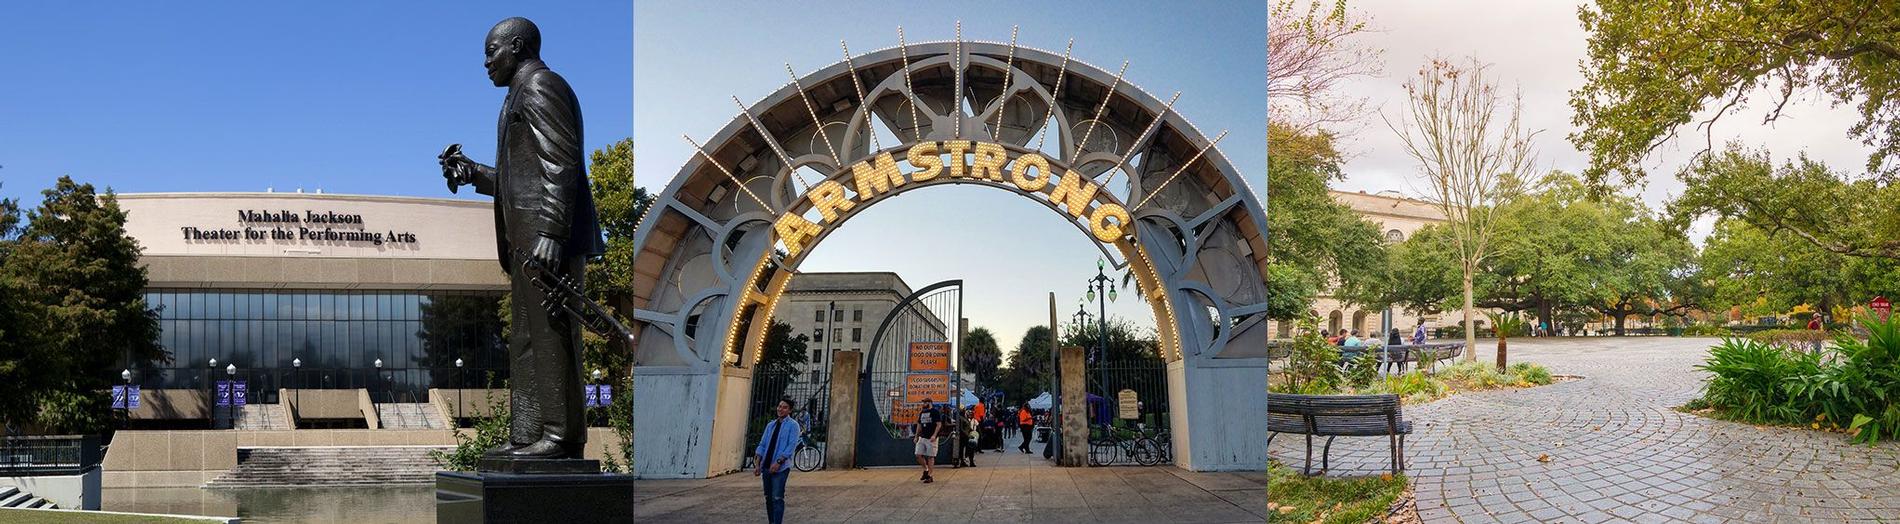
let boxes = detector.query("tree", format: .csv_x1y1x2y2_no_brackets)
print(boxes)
1264,263,1319,321
1571,1,1900,258
1672,144,1900,260
1573,1,1900,184
1590,217,1699,335
998,326,1054,405
1268,0,1382,132
0,177,167,433
1387,57,1537,360
1482,173,1639,332
581,139,647,383
0,193,58,428
753,320,810,405
1061,317,1162,364
961,327,1002,393
1266,123,1391,316
1697,217,1896,319
1485,312,1526,370
1382,224,1462,317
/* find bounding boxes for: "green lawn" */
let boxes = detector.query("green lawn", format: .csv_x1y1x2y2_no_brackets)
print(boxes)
0,509,227,524
1267,460,1407,523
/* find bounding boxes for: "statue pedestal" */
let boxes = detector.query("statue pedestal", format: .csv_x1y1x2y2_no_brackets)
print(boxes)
476,457,599,474
435,470,634,524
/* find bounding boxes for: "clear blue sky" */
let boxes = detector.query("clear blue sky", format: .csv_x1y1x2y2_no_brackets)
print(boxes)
634,1,1265,356
0,3,631,205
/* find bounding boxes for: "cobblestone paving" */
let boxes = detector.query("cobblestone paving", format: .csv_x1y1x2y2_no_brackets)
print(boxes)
1270,337,1900,523
636,447,1266,522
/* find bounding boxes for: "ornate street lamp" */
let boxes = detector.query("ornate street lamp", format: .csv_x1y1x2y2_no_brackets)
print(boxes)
454,358,465,423
207,358,218,426
120,369,132,430
1084,258,1115,411
292,358,302,425
225,364,238,429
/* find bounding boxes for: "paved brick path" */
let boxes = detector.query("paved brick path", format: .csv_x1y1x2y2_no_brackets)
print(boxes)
1270,337,1900,523
635,444,1266,522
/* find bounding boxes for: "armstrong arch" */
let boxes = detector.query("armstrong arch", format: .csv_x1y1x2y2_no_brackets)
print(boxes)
629,39,1268,478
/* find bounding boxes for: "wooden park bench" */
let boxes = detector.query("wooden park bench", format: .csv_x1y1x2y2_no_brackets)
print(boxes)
1267,393,1410,475
1338,342,1465,375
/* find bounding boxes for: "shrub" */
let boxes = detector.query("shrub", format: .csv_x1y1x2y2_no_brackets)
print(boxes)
1681,323,1732,337
1509,362,1553,385
1344,351,1380,389
1747,329,1829,351
1696,338,1815,423
1441,361,1507,389
1275,318,1343,394
1369,371,1448,404
1827,314,1900,443
431,387,511,472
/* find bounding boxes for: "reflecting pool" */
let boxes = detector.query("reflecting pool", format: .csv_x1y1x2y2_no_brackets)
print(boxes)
104,486,435,523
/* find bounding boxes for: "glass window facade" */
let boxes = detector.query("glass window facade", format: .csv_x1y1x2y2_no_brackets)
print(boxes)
138,289,506,403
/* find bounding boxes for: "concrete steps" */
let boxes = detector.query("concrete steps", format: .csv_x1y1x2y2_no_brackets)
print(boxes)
376,403,447,430
0,486,57,509
236,404,291,431
205,446,450,488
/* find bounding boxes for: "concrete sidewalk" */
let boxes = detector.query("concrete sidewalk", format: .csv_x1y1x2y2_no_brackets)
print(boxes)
633,447,1266,522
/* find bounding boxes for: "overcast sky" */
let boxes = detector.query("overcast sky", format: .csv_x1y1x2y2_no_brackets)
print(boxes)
634,1,1265,358
1324,1,1875,241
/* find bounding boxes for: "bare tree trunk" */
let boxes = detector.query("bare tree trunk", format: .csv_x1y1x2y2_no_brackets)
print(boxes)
1463,270,1476,362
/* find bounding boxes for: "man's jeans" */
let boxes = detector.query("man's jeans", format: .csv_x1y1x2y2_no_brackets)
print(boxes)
761,467,790,523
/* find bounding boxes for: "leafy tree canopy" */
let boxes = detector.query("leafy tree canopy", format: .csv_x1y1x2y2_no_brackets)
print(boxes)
961,327,1002,392
1673,143,1900,259
1572,2,1900,261
0,176,165,432
1698,217,1898,316
1572,1,1900,185
1266,123,1391,314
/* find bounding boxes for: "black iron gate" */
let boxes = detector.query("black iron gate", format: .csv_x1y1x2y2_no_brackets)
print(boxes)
1085,358,1171,466
743,369,830,469
856,279,962,467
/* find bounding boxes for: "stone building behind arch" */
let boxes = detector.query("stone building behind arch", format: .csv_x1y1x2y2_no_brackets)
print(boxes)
1272,190,1455,340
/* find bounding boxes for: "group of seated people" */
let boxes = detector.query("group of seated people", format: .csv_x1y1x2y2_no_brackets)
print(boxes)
1323,323,1430,348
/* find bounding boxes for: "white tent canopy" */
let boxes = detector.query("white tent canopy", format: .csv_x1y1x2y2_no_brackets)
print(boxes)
1027,392,1053,410
951,388,980,407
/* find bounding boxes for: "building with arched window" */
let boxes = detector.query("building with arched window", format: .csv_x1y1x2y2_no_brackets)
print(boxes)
1274,190,1458,340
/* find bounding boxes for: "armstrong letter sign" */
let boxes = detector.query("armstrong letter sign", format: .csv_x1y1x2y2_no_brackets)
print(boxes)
772,141,1133,258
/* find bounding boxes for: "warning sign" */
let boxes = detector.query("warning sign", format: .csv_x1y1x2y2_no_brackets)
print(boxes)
1118,389,1139,419
909,341,951,371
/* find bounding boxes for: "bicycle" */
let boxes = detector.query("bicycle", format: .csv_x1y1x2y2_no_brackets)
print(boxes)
793,438,824,472
1134,425,1170,464
1087,426,1159,466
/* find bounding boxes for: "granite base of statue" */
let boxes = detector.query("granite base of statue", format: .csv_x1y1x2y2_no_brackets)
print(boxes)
430,17,634,524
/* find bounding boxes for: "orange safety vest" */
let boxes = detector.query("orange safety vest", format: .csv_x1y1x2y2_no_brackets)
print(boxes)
1018,409,1033,426
973,403,985,422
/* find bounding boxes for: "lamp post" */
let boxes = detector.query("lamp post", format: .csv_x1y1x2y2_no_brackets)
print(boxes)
120,369,132,431
207,358,217,428
292,358,301,426
454,358,465,424
590,369,604,425
225,364,237,429
374,358,384,405
1084,258,1115,409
